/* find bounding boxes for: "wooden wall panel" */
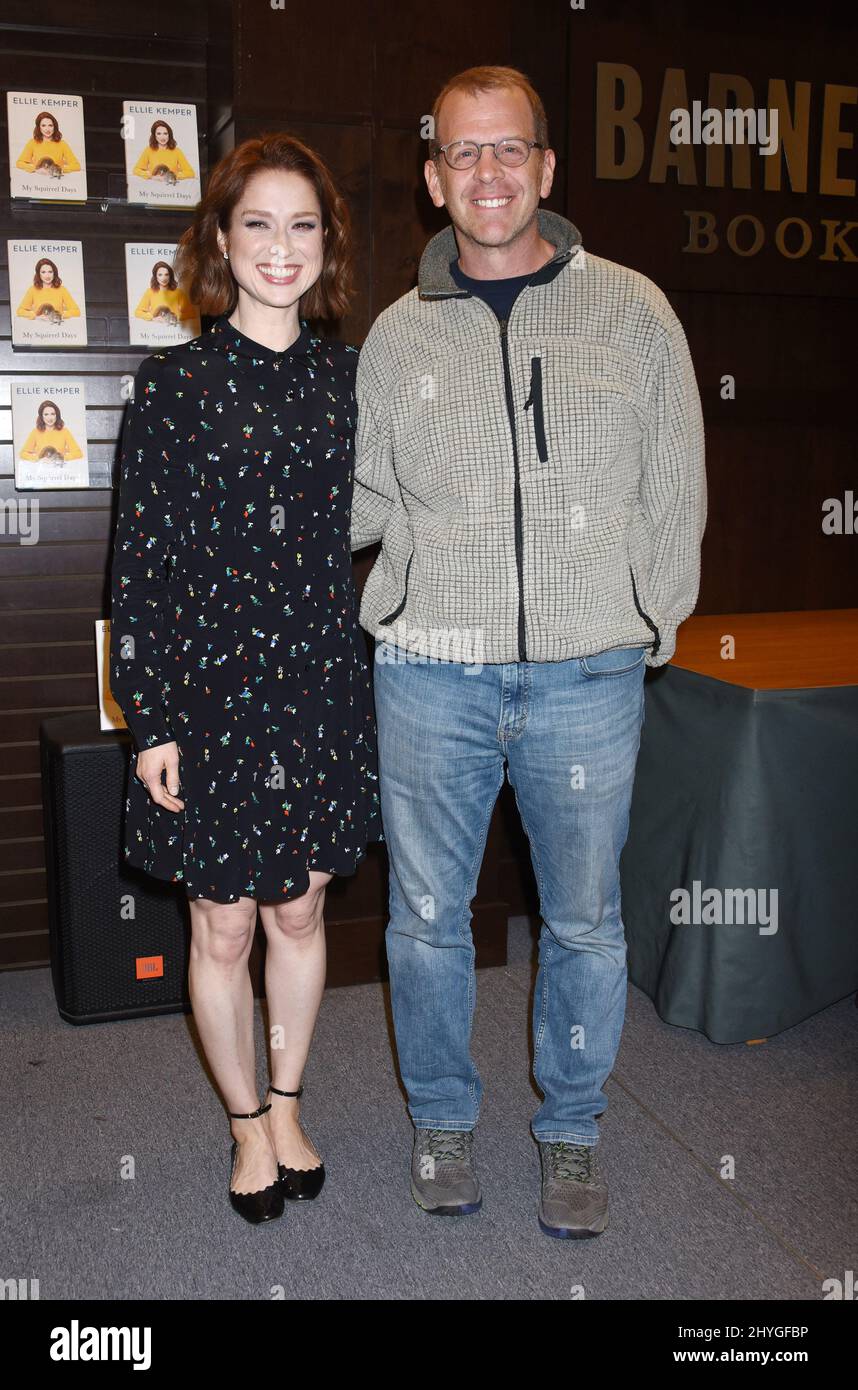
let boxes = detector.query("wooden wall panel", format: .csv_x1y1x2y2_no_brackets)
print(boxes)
0,1,216,969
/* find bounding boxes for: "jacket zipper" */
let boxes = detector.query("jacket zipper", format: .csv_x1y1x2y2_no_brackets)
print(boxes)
524,354,548,462
379,549,413,627
629,564,661,656
418,259,571,665
498,316,528,662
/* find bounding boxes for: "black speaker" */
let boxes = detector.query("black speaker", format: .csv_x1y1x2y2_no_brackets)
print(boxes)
40,712,191,1025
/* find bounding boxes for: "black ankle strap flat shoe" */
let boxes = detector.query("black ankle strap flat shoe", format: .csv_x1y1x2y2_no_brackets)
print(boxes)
268,1084,326,1201
227,1100,285,1224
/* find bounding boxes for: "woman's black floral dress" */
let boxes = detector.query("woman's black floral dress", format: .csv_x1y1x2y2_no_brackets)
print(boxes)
109,314,382,903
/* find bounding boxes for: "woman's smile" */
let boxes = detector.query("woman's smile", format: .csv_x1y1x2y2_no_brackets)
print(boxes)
256,262,302,285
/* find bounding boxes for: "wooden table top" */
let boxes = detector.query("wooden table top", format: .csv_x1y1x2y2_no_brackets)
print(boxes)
670,609,858,689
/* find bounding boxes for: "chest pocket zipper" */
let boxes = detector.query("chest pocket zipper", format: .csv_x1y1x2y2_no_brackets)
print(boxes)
524,355,548,463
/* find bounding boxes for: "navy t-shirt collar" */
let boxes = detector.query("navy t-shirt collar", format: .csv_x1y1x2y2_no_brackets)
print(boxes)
449,257,534,321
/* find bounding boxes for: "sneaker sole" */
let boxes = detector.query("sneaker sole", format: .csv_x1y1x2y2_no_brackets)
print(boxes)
410,1180,482,1216
538,1212,607,1239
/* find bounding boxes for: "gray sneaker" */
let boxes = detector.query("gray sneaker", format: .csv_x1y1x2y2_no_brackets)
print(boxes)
537,1141,608,1238
410,1128,482,1215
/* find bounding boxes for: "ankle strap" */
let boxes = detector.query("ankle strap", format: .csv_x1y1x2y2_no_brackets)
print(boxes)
227,1100,271,1120
268,1083,304,1098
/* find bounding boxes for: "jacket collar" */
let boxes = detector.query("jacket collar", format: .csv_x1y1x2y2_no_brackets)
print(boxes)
417,207,584,299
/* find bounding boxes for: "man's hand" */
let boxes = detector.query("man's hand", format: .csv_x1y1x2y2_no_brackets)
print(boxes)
135,741,185,812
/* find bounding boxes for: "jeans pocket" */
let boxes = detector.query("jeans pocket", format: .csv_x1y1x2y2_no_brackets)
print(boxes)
579,644,647,676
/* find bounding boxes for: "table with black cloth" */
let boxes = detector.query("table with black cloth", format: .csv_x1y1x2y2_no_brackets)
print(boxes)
619,610,858,1043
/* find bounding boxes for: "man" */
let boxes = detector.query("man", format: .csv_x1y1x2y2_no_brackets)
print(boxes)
350,65,706,1238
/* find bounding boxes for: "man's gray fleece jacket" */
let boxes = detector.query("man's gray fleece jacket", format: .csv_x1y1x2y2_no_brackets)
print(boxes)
350,208,706,667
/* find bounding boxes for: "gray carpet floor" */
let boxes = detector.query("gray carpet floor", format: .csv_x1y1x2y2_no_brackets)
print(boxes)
1,917,855,1301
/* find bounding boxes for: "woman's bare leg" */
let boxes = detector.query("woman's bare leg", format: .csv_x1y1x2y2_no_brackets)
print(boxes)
188,894,277,1194
258,870,332,1170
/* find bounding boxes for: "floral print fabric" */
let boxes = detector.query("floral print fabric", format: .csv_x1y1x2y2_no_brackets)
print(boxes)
109,314,382,903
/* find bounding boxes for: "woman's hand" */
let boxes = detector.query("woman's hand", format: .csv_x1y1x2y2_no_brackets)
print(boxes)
135,741,185,812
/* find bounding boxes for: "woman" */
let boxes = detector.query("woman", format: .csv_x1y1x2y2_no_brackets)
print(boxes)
109,133,382,1225
133,261,196,324
133,120,195,182
16,258,81,322
16,112,80,175
20,401,82,462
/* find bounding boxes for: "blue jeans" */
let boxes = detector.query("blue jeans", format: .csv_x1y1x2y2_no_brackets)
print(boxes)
372,639,647,1146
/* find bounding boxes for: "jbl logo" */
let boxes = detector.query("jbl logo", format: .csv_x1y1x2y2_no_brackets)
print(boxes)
135,955,164,980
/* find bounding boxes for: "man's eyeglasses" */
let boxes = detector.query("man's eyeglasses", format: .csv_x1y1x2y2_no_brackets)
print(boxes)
433,137,545,171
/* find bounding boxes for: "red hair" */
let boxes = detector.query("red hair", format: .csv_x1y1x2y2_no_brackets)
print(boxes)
175,132,352,322
149,260,177,291
33,257,61,288
149,120,176,150
33,111,61,142
36,401,64,430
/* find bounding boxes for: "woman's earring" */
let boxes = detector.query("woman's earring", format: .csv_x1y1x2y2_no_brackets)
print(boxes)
223,250,229,260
